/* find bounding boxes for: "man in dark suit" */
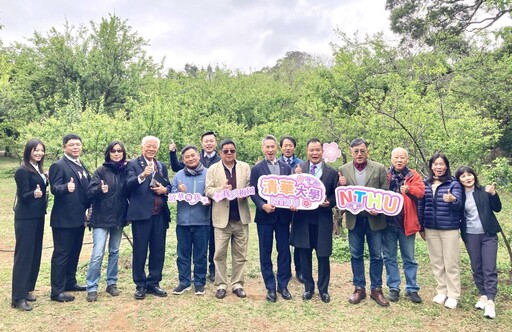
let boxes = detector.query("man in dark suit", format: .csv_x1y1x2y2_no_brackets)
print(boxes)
169,131,221,282
250,135,293,302
126,136,171,300
49,134,91,302
290,138,338,303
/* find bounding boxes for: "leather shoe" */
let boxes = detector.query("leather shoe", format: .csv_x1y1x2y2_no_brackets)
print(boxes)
370,288,390,307
134,287,146,300
215,289,227,299
266,290,277,302
302,290,314,300
277,287,292,300
65,283,86,292
11,299,32,311
51,292,75,302
320,293,331,303
296,272,305,284
348,287,366,304
233,288,246,298
26,292,36,302
147,286,167,297
388,289,399,302
208,273,215,282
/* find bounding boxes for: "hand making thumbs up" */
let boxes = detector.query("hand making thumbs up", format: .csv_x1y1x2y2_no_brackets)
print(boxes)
178,180,186,193
101,180,109,193
485,182,497,195
443,188,456,203
338,170,347,186
68,177,75,192
34,184,43,198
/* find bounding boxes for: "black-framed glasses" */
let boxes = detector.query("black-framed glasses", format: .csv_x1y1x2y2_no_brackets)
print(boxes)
222,149,236,154
111,149,123,153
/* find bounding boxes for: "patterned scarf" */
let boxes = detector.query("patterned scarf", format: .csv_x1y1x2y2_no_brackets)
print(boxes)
184,162,205,176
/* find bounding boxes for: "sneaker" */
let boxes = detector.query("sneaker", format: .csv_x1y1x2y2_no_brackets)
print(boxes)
172,284,191,295
475,295,487,310
106,284,120,296
484,300,496,319
388,289,399,302
406,292,422,304
86,291,98,302
432,293,447,304
194,285,205,295
444,297,458,309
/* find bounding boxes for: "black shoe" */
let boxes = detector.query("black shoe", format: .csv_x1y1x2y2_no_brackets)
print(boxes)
65,283,86,292
296,272,305,284
106,284,120,296
147,286,167,297
215,289,227,299
208,273,216,282
388,289,400,302
406,291,422,304
86,291,98,302
320,293,331,303
277,287,292,300
11,299,32,311
134,287,146,300
51,292,75,302
233,288,246,298
266,290,277,302
26,292,36,302
302,290,314,300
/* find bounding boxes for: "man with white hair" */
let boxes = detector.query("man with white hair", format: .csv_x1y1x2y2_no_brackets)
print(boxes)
126,136,171,300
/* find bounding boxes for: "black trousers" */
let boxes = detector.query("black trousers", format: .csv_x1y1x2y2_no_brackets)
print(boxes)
299,222,330,294
51,226,85,296
131,213,167,288
12,217,44,301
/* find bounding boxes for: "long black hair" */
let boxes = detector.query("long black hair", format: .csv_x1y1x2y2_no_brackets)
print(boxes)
426,153,452,183
22,139,46,173
104,140,126,163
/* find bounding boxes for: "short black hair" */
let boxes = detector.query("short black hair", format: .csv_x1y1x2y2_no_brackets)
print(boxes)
306,138,322,147
279,136,297,148
63,133,82,146
201,131,216,140
350,138,368,148
219,138,236,150
181,145,199,155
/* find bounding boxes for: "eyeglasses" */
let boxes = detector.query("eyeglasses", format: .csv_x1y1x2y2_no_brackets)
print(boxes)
111,149,123,153
353,149,367,154
222,149,236,154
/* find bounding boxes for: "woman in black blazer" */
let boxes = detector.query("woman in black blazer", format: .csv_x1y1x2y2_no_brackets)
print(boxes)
11,139,48,311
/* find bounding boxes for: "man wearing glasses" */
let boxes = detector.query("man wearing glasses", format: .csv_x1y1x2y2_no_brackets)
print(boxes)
339,138,390,307
205,139,251,300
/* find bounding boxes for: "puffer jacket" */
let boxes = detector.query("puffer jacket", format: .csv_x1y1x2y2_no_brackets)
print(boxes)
171,167,210,226
418,178,463,231
87,162,128,228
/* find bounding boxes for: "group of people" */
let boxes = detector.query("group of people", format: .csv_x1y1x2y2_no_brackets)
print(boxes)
11,133,503,320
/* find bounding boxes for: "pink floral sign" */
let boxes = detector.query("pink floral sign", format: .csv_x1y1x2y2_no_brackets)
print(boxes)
211,187,255,202
322,142,342,163
336,186,404,216
168,192,210,205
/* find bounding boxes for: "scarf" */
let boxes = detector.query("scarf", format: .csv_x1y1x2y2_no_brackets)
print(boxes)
184,163,205,176
389,166,410,193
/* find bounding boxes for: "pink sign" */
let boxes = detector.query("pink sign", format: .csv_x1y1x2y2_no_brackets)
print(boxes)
322,142,342,163
212,187,255,202
168,192,210,205
336,186,404,216
257,174,326,210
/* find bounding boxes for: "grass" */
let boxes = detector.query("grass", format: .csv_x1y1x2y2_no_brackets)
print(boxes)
1,156,512,331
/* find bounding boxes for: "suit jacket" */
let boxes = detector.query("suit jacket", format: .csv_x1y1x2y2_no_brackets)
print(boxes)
49,157,91,228
290,161,338,257
340,160,389,231
126,156,171,224
170,149,221,172
14,166,48,219
205,160,251,228
250,159,292,225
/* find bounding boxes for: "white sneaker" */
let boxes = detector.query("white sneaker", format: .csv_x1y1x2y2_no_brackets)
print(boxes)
444,297,458,309
484,300,496,319
433,293,447,304
475,295,488,310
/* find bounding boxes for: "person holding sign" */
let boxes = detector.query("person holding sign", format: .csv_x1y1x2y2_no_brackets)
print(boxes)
382,148,425,304
418,153,463,309
11,139,47,311
251,135,293,302
455,166,501,319
339,138,389,307
85,141,128,302
290,138,339,303
126,136,171,300
170,145,211,296
49,134,91,303
205,139,251,300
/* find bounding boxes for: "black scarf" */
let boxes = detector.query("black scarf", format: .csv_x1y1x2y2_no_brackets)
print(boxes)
389,166,410,193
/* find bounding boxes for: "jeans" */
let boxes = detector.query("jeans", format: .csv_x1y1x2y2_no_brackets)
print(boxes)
86,227,123,292
176,225,210,287
348,217,383,289
382,226,419,293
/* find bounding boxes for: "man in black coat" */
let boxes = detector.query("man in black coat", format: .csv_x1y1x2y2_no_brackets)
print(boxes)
250,135,293,302
126,136,171,300
290,138,338,303
49,134,91,302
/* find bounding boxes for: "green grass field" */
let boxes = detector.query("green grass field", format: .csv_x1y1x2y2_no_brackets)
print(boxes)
0,156,511,331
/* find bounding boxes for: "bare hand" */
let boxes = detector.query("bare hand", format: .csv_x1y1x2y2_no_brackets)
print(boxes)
150,181,168,195
169,140,177,152
140,163,154,180
368,209,378,216
223,180,232,190
34,184,43,198
68,177,75,193
101,180,109,193
262,203,276,213
485,183,497,195
178,180,186,193
443,189,456,203
400,185,409,194
320,197,330,207
338,172,347,186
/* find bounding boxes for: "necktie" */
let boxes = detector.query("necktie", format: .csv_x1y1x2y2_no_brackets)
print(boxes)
286,159,291,165
310,164,317,175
